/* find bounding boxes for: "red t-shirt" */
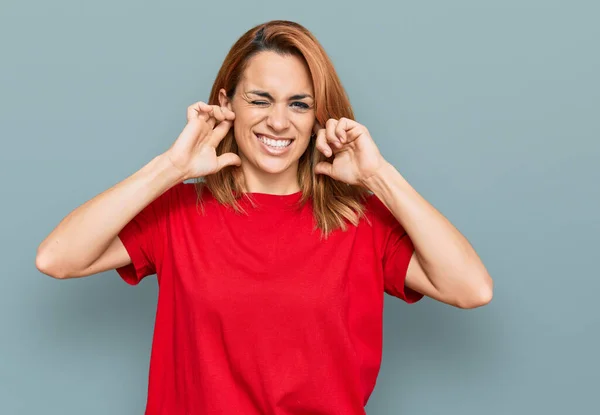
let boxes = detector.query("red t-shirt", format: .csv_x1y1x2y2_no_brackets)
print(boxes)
116,182,422,414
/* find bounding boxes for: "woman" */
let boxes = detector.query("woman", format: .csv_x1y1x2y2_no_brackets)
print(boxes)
36,20,493,415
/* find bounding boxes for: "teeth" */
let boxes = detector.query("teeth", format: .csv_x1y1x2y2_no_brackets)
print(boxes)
257,134,292,148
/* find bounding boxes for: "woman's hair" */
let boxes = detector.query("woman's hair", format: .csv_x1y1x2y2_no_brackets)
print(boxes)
196,19,371,237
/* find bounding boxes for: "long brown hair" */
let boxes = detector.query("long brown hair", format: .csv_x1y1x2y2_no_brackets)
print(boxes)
196,20,370,237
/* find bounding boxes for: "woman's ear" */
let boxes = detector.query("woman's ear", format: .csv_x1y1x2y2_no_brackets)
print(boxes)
218,88,232,110
313,121,323,135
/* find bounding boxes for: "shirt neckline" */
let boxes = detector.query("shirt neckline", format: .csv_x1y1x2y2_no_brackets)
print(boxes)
242,190,304,208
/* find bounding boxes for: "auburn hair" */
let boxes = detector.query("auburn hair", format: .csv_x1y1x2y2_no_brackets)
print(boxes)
195,20,371,237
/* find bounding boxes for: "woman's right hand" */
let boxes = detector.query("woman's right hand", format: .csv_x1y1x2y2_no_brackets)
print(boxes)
164,101,241,180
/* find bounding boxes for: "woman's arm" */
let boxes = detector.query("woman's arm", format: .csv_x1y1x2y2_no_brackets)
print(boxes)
36,101,239,280
363,162,494,309
35,153,184,279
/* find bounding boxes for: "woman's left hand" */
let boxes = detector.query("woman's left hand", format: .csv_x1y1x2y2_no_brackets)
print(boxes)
313,118,388,186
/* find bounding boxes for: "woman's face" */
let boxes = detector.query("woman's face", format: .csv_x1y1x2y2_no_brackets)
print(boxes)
219,51,315,188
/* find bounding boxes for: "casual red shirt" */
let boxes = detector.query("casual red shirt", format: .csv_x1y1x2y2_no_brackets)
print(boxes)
116,181,422,414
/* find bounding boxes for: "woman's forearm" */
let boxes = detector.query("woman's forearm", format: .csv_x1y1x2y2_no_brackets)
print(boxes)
36,153,184,277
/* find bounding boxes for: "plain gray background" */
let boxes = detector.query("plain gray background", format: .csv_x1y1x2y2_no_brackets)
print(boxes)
1,0,598,414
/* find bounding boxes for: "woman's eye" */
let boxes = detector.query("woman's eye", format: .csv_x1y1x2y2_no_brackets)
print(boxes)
291,102,310,109
250,100,310,110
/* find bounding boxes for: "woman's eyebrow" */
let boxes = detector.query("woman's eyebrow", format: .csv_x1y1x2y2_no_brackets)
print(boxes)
289,93,313,100
246,90,313,100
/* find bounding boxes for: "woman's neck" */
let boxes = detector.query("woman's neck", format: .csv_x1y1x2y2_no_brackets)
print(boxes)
240,161,300,195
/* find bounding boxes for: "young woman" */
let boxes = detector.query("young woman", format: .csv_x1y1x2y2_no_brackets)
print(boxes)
36,19,493,415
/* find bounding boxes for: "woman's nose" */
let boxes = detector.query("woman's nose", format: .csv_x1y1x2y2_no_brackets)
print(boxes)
266,104,291,131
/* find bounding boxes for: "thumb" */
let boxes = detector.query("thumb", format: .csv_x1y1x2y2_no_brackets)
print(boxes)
217,152,242,170
314,161,334,177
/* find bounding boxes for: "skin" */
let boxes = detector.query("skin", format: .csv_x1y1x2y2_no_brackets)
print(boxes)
37,49,493,309
218,51,316,194
210,51,493,308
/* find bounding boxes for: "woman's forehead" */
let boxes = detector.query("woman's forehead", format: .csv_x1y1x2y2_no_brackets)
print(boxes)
240,52,314,97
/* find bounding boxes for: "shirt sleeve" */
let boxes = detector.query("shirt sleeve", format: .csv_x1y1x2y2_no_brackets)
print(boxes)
115,185,174,285
368,194,424,303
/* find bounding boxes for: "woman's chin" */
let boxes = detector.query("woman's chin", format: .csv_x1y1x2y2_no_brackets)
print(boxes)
254,156,294,175
259,162,290,175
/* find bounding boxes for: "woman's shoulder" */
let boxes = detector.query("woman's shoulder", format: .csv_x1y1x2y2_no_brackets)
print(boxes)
359,192,399,230
161,180,199,202
155,181,214,211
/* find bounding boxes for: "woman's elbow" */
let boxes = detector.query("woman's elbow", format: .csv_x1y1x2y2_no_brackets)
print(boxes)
35,249,68,279
458,277,494,309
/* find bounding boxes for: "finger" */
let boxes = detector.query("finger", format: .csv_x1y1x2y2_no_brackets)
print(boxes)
222,106,236,121
315,128,333,157
314,161,334,177
326,118,342,149
197,105,221,128
187,102,235,126
187,102,217,129
210,119,233,144
210,105,225,122
336,118,349,143
187,101,211,122
339,117,365,143
217,152,242,170
207,105,236,126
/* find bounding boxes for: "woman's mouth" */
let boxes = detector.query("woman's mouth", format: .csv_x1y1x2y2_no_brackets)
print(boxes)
255,133,293,155
256,134,292,148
